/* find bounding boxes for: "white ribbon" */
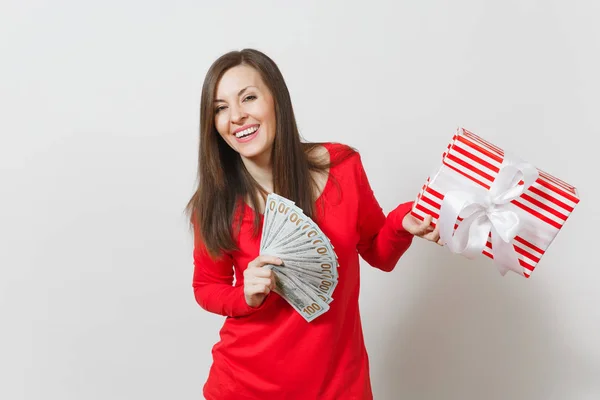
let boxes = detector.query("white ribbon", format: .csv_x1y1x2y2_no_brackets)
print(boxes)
438,153,539,276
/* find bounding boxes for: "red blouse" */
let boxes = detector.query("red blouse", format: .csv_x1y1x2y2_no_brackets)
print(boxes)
192,143,414,399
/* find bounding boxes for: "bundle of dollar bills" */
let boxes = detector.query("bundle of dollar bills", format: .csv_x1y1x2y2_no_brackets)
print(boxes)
260,193,339,322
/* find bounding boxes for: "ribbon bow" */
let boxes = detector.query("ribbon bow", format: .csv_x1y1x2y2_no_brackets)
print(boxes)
438,153,539,276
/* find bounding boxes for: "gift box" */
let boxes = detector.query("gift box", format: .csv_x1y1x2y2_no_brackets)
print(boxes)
411,127,580,278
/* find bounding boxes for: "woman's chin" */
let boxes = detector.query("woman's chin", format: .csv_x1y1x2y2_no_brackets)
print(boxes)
237,143,272,162
240,150,266,161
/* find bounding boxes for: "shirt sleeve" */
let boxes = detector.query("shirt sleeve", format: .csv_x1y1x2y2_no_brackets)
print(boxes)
192,236,261,318
354,153,415,271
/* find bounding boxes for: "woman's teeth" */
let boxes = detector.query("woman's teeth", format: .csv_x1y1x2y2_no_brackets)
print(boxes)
235,126,259,138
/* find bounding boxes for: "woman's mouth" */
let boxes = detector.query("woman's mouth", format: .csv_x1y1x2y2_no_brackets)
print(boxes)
234,125,260,142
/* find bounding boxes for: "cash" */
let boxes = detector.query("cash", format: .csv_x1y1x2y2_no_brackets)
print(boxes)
259,193,339,322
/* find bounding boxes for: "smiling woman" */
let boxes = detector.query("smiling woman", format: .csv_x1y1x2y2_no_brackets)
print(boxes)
185,48,441,400
213,66,277,162
189,49,338,257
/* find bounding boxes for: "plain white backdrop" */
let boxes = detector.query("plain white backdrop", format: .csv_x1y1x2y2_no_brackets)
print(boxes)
1,1,598,399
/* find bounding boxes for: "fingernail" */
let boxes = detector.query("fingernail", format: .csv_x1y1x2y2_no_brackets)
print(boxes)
277,258,282,264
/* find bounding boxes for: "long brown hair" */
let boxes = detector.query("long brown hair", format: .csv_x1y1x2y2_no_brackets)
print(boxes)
186,49,353,257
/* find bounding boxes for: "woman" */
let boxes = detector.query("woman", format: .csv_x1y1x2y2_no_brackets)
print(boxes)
187,48,440,399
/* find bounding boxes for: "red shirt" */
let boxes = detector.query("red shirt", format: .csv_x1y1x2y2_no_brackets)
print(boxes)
192,143,414,399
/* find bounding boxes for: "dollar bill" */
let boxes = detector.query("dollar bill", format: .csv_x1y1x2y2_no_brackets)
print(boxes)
259,193,339,322
273,266,333,305
266,265,330,322
262,196,296,250
265,209,312,250
279,266,337,303
278,259,338,281
266,220,337,261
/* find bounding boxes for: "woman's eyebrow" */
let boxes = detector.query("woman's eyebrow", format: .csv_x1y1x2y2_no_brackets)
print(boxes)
214,86,258,103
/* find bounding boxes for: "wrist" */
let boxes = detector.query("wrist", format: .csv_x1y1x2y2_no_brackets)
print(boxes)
395,202,416,237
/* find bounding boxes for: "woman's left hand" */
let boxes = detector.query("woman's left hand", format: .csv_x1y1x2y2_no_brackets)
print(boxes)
402,212,443,246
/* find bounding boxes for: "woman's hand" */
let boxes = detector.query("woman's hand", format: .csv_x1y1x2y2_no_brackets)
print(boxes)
243,255,282,308
402,212,443,246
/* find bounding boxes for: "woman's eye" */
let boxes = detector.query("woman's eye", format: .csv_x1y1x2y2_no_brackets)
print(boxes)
243,95,257,102
215,105,227,113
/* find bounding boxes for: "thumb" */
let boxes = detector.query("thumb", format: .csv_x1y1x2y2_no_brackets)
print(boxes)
413,214,432,235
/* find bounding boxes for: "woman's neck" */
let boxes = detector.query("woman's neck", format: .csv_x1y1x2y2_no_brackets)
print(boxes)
241,153,274,193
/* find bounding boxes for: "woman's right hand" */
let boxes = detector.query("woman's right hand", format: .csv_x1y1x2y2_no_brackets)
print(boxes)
243,255,282,308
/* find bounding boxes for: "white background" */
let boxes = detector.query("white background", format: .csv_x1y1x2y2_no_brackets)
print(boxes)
1,1,598,399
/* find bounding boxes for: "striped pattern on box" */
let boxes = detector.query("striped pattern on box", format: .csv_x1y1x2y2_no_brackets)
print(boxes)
411,128,580,277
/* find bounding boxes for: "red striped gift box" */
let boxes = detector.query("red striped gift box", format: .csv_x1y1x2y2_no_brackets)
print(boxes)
411,128,580,278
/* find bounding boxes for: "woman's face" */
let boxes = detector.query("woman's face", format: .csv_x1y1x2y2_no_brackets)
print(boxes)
214,65,277,163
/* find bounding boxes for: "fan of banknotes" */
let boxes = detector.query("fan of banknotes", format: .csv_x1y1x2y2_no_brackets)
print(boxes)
260,193,339,322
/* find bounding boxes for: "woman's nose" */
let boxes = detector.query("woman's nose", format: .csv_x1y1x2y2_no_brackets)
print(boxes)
229,105,247,125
